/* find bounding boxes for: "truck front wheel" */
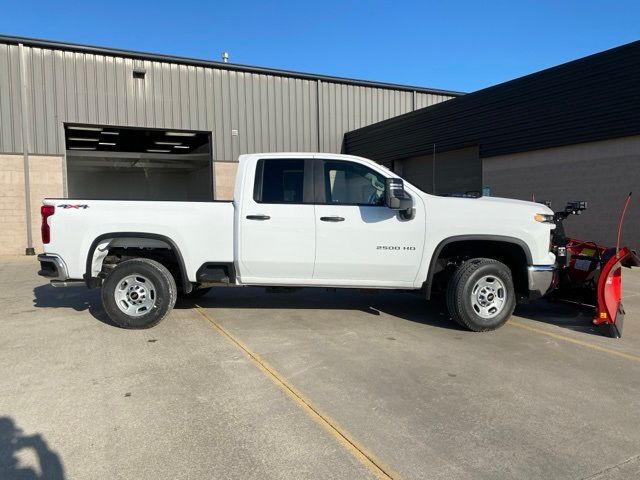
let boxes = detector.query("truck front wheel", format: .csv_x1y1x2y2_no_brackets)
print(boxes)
101,258,177,329
446,258,515,332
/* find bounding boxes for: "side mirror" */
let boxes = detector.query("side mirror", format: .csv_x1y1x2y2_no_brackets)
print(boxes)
385,178,413,211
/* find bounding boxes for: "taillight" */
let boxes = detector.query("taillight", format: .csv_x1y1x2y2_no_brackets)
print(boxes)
41,205,55,244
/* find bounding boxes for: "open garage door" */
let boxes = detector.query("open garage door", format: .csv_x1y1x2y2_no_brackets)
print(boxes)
65,125,213,201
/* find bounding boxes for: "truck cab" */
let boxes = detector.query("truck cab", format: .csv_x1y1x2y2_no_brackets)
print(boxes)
236,153,426,287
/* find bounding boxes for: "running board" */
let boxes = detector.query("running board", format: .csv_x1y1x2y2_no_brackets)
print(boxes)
51,280,86,288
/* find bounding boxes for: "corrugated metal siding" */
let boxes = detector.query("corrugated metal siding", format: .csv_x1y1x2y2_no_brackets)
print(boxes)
415,92,450,109
0,44,460,160
0,43,23,152
318,83,417,152
0,43,456,158
344,40,640,165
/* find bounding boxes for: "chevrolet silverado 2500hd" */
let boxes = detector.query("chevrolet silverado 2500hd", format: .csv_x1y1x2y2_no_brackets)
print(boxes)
37,153,558,330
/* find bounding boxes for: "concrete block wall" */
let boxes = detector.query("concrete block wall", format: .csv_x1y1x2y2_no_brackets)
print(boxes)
483,135,640,250
0,155,27,255
0,155,63,255
214,162,239,201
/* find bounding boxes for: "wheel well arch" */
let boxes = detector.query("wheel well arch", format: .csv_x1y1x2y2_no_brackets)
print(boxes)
84,232,191,293
424,235,532,299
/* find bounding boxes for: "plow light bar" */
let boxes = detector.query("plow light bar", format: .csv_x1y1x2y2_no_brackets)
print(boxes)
565,201,587,214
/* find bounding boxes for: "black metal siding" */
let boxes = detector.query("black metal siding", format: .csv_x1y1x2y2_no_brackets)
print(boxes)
343,41,640,165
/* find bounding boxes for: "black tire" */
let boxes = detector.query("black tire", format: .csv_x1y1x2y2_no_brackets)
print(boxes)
101,258,177,329
446,258,515,332
178,287,212,300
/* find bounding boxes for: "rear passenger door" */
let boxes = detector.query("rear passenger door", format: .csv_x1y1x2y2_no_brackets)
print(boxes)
238,158,316,283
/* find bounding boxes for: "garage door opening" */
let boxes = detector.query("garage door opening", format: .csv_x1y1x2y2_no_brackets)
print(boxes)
65,125,213,201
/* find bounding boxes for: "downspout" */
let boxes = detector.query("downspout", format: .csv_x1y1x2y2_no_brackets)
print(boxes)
18,43,34,255
316,79,321,152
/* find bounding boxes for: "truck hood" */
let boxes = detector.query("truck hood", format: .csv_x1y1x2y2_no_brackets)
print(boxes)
423,193,555,224
474,195,551,212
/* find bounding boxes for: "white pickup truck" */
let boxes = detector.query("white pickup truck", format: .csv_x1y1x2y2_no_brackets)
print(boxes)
38,153,557,331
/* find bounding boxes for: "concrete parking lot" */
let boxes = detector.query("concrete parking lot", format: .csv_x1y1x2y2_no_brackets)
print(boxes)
1,255,639,480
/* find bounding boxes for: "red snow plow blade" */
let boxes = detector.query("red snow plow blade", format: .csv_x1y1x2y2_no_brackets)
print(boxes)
539,194,638,338
592,247,640,338
554,239,640,338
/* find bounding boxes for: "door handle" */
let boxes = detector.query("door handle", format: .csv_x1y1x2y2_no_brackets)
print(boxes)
246,214,271,221
320,216,345,222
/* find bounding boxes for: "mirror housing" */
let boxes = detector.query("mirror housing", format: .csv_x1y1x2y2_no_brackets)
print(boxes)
385,178,413,211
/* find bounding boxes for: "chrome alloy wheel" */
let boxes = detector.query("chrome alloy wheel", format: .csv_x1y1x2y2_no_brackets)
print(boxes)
114,274,157,317
470,275,507,319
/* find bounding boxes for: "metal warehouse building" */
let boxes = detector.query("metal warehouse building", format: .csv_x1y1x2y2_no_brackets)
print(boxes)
345,40,640,249
0,35,460,255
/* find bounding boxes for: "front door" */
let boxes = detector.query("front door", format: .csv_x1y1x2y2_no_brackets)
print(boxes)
238,158,316,283
313,158,425,285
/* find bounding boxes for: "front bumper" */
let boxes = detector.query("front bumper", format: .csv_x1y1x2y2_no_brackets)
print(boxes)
527,264,557,300
37,254,69,281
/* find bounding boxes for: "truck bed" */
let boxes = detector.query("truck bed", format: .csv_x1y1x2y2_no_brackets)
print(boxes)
42,199,235,282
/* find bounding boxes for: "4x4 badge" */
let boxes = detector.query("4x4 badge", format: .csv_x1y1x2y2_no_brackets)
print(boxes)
58,204,89,209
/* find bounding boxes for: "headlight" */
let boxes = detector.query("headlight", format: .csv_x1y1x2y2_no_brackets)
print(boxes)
534,213,555,223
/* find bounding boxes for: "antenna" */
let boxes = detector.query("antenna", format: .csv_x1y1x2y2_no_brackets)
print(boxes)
221,52,229,63
615,192,632,255
432,144,436,194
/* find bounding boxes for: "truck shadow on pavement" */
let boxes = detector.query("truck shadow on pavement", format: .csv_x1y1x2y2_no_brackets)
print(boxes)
186,288,605,336
32,282,461,331
0,417,65,480
32,284,116,327
179,288,466,331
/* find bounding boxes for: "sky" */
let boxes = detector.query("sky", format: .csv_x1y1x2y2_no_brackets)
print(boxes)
1,0,638,93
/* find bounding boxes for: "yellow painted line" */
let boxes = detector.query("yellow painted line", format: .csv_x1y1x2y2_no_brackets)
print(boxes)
193,305,399,480
509,320,640,363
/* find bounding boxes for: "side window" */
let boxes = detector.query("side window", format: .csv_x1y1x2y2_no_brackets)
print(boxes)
254,159,305,203
323,161,385,206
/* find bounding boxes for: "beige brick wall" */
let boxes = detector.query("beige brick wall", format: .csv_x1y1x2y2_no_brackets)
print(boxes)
0,155,27,255
0,155,64,255
214,162,238,200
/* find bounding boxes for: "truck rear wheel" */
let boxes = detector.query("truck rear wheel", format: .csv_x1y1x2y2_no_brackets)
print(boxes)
446,258,515,332
101,258,177,329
